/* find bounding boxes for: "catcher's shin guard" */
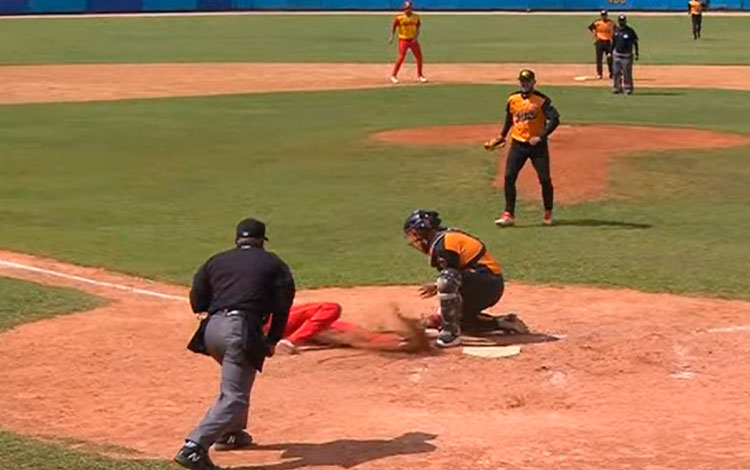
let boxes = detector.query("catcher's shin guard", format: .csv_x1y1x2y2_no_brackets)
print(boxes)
436,269,462,337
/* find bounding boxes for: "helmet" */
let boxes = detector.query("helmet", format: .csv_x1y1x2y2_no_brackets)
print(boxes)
403,210,441,234
403,0,413,9
618,14,627,24
600,9,608,16
518,69,536,81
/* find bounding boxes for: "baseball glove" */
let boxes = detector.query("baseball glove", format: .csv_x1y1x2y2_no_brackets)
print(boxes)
484,136,506,151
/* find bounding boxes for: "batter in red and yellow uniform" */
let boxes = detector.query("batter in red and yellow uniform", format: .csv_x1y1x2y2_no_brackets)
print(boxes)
389,1,426,84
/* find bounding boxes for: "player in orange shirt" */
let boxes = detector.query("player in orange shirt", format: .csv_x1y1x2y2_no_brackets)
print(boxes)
587,10,615,79
485,69,561,227
688,0,706,39
403,209,529,348
388,1,426,84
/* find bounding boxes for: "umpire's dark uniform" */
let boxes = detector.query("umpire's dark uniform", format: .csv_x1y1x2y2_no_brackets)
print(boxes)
175,218,295,470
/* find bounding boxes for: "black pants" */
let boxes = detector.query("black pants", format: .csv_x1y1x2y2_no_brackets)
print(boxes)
504,139,554,214
691,14,702,38
595,40,613,77
460,270,504,332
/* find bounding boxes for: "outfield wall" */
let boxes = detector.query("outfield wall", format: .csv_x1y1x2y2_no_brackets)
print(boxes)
2,0,748,15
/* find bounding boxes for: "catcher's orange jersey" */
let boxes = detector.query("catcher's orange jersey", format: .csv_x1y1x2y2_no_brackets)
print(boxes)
689,0,703,14
507,91,551,143
591,19,614,41
429,230,502,275
393,13,421,40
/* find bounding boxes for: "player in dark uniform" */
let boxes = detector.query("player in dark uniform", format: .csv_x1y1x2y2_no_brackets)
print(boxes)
611,15,640,95
403,209,529,348
176,218,295,470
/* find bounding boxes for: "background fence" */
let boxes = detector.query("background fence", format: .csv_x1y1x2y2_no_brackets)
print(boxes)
1,0,748,16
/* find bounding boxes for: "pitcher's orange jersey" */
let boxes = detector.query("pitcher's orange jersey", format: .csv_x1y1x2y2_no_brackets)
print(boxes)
689,0,703,14
393,13,421,40
590,19,614,41
507,90,552,143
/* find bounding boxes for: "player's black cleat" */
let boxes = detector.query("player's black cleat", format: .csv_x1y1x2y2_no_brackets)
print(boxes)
175,441,218,470
214,431,254,451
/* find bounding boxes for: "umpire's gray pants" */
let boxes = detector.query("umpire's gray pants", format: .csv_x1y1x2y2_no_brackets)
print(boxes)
187,312,257,449
612,52,634,92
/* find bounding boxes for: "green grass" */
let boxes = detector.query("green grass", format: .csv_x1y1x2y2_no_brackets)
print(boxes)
0,277,103,331
0,85,748,297
1,429,175,470
0,15,749,65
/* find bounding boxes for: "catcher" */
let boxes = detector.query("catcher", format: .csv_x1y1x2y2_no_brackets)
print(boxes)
403,209,529,348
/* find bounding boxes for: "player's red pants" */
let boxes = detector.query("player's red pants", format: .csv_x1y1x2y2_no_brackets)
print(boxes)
271,302,395,346
392,38,424,77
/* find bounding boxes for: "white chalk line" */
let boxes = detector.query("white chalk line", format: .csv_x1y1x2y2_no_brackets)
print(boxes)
0,259,186,302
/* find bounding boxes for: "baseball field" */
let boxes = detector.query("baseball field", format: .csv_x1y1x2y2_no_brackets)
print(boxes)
1,12,750,470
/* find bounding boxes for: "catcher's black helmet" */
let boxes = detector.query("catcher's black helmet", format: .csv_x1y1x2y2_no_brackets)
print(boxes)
403,209,441,234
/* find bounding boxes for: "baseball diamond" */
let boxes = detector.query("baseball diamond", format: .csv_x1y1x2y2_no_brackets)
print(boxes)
1,11,750,470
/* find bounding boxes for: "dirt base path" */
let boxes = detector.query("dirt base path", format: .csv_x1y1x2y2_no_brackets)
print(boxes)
372,124,750,203
2,62,750,105
2,250,750,469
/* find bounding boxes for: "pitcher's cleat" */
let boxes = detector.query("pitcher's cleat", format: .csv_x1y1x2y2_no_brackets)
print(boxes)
494,212,515,227
418,76,428,83
543,210,553,226
390,76,399,84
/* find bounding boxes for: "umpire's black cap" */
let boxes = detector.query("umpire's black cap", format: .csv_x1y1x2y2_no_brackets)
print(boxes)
618,14,627,22
236,218,269,240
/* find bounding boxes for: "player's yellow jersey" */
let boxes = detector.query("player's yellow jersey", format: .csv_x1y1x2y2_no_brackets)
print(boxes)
507,90,551,143
393,13,421,40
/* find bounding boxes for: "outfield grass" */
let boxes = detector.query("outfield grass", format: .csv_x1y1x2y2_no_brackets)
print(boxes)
0,15,749,65
0,276,103,331
0,85,748,297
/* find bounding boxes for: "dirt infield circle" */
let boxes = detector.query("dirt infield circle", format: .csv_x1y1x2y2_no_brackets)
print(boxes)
372,124,750,203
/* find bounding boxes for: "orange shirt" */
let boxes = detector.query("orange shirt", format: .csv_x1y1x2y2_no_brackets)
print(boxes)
589,19,614,41
507,90,552,143
393,13,421,40
689,0,704,14
429,230,502,275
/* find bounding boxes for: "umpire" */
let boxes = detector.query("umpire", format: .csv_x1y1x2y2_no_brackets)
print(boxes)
611,14,640,95
175,217,295,470
587,10,615,79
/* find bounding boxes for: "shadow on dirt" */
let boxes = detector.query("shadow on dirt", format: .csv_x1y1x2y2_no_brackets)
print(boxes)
228,431,438,469
513,219,652,229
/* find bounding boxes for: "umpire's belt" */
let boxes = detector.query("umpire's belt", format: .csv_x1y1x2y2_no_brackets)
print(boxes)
214,308,244,317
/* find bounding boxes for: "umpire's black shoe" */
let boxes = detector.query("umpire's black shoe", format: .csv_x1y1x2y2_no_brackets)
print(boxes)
214,431,254,451
175,441,218,470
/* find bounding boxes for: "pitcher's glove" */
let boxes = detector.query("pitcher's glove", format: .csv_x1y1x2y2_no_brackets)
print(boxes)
484,136,506,151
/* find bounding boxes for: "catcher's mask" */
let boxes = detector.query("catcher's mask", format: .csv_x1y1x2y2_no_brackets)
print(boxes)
403,209,441,254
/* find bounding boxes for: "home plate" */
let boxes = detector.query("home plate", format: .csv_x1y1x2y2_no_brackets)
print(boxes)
462,345,521,358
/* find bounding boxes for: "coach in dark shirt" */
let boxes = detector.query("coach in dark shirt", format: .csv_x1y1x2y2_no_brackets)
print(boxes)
611,14,640,94
175,217,295,470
